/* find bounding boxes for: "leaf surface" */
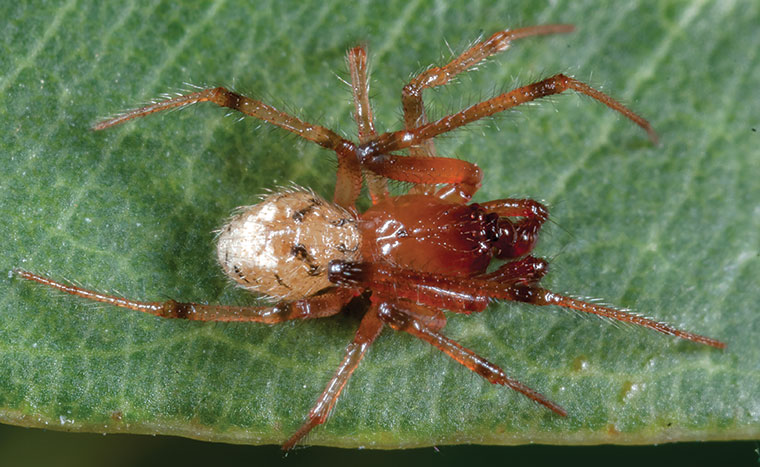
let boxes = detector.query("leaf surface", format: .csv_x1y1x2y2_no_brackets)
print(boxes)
1,0,758,448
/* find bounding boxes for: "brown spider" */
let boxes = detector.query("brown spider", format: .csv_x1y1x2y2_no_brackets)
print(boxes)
17,24,724,450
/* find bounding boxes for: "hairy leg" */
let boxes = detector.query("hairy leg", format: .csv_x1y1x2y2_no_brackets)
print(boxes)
504,285,726,349
328,258,546,314
327,259,725,348
346,46,388,204
94,87,363,209
391,299,447,332
361,153,482,203
376,299,566,415
364,73,658,159
476,256,549,285
15,270,357,323
402,24,575,159
282,304,384,450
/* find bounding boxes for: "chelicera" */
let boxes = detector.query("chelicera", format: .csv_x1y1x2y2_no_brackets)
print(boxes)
17,24,725,449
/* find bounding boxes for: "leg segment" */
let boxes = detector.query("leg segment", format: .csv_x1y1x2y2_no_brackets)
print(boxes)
346,45,389,204
391,300,447,333
402,24,575,157
476,255,549,285
480,198,549,219
327,260,726,348
363,73,659,158
15,270,357,324
282,304,384,450
94,87,350,149
505,285,726,349
361,154,482,203
376,300,566,416
93,87,363,209
328,257,548,315
346,46,377,144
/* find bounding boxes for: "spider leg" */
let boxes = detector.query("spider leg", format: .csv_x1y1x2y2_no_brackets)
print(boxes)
476,256,549,285
328,259,725,348
376,299,566,416
14,269,357,323
480,197,549,219
389,299,448,332
363,73,658,159
328,256,547,314
347,46,377,143
93,87,349,148
361,153,482,203
346,45,389,204
504,285,727,349
282,304,384,450
403,25,575,199
93,87,362,209
403,24,575,160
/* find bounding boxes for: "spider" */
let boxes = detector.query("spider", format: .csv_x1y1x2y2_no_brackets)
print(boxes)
17,24,725,450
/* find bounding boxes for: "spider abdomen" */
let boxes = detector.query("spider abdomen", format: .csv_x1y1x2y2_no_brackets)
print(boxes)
216,188,361,300
359,194,497,276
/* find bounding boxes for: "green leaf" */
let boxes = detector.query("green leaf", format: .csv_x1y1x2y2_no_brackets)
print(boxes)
1,0,758,448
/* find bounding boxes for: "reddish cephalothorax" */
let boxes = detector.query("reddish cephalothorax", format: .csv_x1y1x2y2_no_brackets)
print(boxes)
17,24,724,450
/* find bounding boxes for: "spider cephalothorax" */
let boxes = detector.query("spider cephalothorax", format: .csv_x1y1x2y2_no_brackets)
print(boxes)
17,24,724,450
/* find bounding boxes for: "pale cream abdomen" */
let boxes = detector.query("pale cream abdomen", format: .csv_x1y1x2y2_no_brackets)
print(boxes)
216,188,361,301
